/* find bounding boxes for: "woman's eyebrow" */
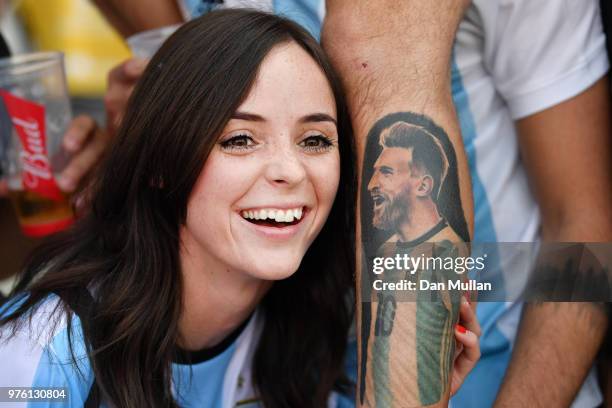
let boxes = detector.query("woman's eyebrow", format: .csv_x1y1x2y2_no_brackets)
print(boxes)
231,111,266,121
299,113,337,126
231,111,337,126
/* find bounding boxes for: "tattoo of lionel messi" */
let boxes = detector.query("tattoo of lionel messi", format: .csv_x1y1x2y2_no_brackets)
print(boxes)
359,112,470,407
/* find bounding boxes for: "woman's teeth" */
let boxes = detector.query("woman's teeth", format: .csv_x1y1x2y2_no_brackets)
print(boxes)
241,207,303,223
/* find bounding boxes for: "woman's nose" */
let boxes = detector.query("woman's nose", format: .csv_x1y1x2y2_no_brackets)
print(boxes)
264,144,307,187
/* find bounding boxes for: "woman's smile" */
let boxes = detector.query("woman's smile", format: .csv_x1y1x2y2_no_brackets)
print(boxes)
237,205,311,239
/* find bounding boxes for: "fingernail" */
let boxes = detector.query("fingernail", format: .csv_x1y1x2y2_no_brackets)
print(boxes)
456,324,467,334
57,176,75,192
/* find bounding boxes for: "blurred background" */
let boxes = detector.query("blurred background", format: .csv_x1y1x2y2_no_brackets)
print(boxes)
0,0,130,293
1,0,130,121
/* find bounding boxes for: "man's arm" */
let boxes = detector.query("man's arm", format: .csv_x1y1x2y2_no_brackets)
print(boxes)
322,2,473,406
495,77,612,406
92,0,183,37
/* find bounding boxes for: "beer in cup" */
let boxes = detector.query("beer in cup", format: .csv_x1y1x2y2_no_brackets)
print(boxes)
0,51,74,237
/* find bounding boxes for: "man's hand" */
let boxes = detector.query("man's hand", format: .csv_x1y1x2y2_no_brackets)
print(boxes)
56,115,108,193
104,58,148,138
0,115,108,200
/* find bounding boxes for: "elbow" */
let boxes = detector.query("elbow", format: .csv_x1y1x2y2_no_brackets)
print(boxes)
540,203,612,242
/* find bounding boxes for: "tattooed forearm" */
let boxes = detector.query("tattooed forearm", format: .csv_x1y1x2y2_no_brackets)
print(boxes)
321,3,472,405
360,112,468,407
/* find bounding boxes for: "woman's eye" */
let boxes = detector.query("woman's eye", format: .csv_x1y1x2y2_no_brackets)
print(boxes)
299,135,334,152
220,134,257,151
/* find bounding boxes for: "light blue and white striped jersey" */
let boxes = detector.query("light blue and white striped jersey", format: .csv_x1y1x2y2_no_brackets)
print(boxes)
0,294,356,407
180,1,610,407
0,294,263,407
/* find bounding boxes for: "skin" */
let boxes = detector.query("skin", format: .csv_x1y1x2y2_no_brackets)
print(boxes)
91,1,482,402
0,116,107,279
494,77,612,407
322,1,473,406
0,115,108,196
0,8,110,199
90,0,612,405
91,0,183,37
177,42,341,351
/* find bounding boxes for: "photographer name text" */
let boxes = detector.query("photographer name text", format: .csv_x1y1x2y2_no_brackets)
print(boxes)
372,278,491,292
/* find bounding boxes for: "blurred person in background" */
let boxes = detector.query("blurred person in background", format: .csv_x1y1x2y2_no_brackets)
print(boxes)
95,0,612,406
0,10,480,406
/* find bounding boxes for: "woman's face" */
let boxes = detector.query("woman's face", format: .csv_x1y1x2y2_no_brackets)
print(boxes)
181,41,340,282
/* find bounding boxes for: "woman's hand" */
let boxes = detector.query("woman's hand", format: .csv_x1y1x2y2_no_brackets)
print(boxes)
451,296,481,396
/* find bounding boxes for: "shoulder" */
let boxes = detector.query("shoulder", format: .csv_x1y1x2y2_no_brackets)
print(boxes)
0,293,94,406
470,0,608,119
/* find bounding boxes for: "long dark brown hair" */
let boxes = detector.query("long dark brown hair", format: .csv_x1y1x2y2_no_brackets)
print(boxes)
1,9,355,407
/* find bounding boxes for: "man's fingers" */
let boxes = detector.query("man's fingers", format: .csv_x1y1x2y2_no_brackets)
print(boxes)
56,128,108,193
124,57,148,77
107,58,147,85
62,115,97,153
105,58,146,138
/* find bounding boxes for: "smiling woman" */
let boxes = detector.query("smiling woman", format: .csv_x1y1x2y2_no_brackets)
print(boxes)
0,8,480,408
0,10,355,408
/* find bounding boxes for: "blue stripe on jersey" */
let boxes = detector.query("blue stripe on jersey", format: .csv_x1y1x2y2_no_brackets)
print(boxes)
450,60,498,245
335,337,357,408
273,0,322,39
182,0,220,17
30,297,94,407
172,342,237,408
0,292,28,317
450,60,512,408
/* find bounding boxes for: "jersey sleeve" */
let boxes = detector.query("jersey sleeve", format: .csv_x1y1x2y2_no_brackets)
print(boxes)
0,296,94,407
483,0,609,119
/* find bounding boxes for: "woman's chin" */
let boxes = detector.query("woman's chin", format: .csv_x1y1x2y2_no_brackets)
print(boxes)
242,259,302,282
